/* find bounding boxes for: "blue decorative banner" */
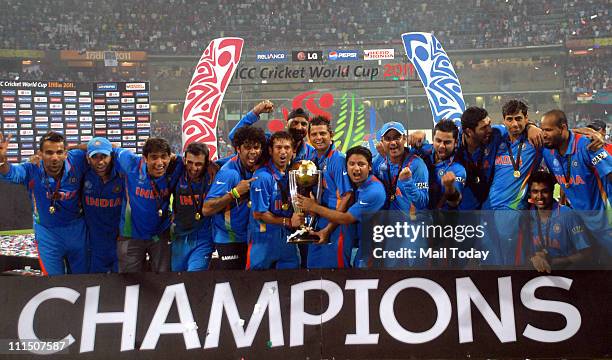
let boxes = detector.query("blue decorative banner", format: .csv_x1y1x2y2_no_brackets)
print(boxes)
401,32,465,124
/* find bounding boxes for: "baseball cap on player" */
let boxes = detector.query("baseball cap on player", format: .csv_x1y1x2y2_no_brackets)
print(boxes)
377,121,407,141
87,137,112,157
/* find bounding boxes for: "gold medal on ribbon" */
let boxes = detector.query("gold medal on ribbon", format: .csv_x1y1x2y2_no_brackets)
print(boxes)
195,212,202,221
513,170,521,178
389,194,396,202
49,206,56,215
157,209,163,217
281,203,289,211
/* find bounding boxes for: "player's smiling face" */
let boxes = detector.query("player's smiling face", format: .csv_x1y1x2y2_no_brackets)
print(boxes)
144,151,170,178
39,140,66,178
238,141,262,171
382,129,405,159
270,138,294,170
88,153,111,178
184,152,206,181
309,124,332,153
347,153,371,185
529,182,553,210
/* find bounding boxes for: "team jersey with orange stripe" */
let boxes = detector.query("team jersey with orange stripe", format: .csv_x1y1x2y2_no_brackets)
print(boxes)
543,132,611,211
484,132,542,210
205,156,253,244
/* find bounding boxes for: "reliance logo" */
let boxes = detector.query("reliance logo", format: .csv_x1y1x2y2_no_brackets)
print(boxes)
256,51,288,62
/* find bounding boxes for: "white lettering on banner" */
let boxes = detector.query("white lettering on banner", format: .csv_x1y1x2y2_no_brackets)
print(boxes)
290,280,343,347
456,277,516,343
80,285,139,352
204,281,283,349
345,280,379,345
13,276,583,354
520,276,581,342
379,278,452,344
141,284,200,350
18,287,80,355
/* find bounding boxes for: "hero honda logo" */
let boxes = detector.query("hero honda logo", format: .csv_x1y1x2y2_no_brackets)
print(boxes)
328,50,358,61
292,50,322,62
255,51,288,62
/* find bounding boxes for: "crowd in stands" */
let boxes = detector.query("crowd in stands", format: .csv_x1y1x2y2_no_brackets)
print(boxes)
565,49,611,94
0,0,609,54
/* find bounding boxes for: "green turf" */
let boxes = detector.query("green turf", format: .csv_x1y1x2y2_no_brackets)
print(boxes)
0,229,34,235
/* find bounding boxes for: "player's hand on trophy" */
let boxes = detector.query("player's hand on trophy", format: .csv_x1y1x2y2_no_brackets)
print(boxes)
310,227,330,245
441,171,456,191
407,131,426,148
289,212,304,228
0,133,11,161
530,252,551,273
398,166,412,181
235,177,257,197
526,125,543,148
253,100,274,115
375,141,387,157
295,193,317,212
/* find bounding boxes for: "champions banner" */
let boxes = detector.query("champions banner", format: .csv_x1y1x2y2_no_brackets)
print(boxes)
0,270,609,359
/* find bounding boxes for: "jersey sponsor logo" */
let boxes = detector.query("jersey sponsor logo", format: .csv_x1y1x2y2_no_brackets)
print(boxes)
221,255,239,261
359,200,369,205
554,174,586,186
495,155,523,166
591,151,608,166
135,186,170,199
85,196,122,208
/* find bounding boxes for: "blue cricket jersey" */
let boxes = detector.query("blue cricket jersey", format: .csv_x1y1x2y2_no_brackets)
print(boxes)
112,148,183,240
372,149,429,214
82,163,123,240
413,144,467,209
249,161,293,237
455,125,507,210
484,132,542,210
314,142,352,229
172,172,212,237
0,150,88,227
527,202,590,259
205,155,253,244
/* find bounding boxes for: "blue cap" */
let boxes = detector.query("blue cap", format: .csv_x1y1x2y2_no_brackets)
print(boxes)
87,137,112,157
376,121,407,141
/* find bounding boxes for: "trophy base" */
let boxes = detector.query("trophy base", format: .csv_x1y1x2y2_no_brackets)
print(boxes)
287,227,319,244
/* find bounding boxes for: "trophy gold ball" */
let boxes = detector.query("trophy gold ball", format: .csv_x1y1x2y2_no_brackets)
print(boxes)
291,160,319,187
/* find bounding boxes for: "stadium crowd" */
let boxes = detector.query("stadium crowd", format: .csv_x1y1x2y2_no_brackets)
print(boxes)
0,0,609,53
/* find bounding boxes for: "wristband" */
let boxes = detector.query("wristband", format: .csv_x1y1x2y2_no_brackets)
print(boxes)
230,188,240,199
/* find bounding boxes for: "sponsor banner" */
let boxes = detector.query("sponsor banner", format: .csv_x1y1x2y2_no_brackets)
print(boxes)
328,50,359,61
256,50,289,62
125,82,146,90
0,80,149,162
292,50,322,62
363,48,395,60
0,270,608,359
